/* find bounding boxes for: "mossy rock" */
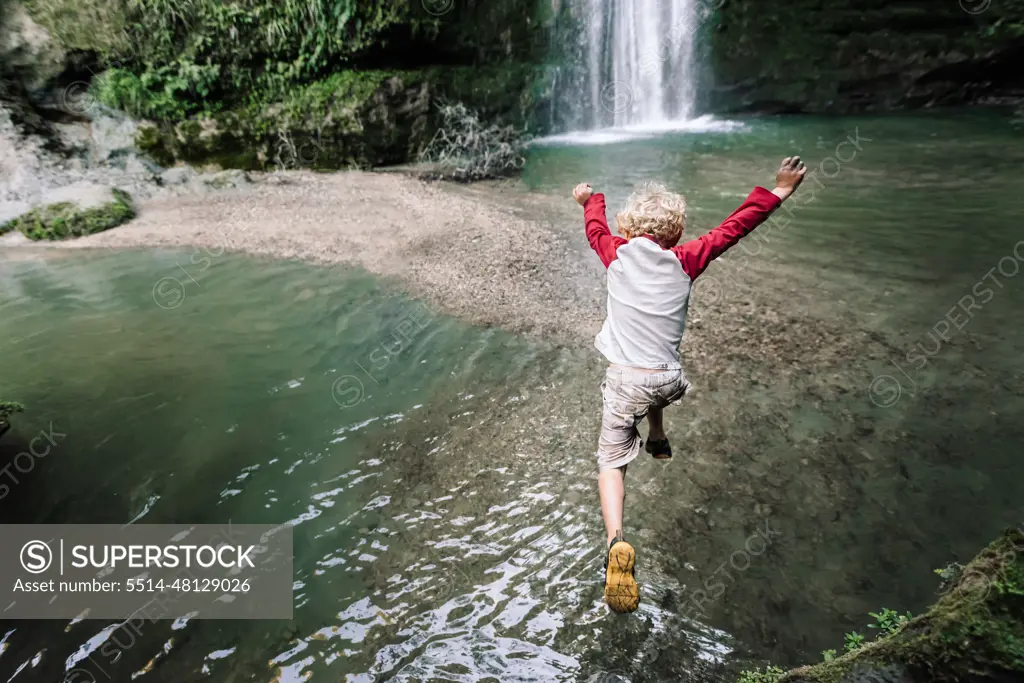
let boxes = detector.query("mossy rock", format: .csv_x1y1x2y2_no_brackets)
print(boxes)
135,124,175,167
1,188,135,240
128,65,544,172
750,529,1024,683
0,401,24,440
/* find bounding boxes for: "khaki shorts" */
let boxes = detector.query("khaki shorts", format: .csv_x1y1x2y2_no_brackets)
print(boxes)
596,365,690,472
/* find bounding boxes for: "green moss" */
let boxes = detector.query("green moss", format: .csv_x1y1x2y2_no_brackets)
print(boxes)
22,0,132,56
129,69,438,171
135,125,175,167
175,120,201,142
0,402,24,422
75,60,542,172
272,70,394,127
738,666,785,683
422,63,545,129
2,189,135,241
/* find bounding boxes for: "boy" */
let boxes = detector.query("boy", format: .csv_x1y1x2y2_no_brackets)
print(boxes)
573,156,807,613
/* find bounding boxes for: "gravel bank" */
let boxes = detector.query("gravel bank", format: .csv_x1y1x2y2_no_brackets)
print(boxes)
46,170,607,343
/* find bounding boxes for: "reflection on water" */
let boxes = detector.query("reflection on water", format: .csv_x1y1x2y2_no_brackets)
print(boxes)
1,111,1023,682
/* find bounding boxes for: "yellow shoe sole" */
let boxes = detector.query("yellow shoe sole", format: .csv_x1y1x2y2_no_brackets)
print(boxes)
605,541,640,613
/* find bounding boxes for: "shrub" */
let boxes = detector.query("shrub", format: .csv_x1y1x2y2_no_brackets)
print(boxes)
93,63,220,120
3,189,135,240
418,101,529,181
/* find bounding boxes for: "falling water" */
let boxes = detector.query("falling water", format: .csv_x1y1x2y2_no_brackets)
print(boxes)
551,0,706,133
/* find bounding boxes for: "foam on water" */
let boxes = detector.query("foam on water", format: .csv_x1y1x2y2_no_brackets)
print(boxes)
532,115,748,147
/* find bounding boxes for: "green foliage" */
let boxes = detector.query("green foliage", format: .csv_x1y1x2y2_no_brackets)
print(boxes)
93,62,220,120
128,69,413,170
135,124,175,166
3,189,135,241
843,630,865,652
978,0,1024,41
736,665,784,683
270,70,393,134
868,608,913,636
28,0,438,122
24,0,548,169
833,608,913,658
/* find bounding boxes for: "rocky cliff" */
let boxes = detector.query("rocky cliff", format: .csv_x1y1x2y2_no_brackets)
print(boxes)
0,0,554,172
706,0,1024,113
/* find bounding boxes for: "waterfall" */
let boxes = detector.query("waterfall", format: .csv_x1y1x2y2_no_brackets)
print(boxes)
555,0,707,132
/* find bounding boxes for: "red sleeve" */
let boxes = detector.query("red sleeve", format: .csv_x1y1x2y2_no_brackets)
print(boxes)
672,186,782,280
583,193,626,268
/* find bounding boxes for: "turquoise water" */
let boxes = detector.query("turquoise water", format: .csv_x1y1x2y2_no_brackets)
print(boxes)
1,111,1024,682
0,250,604,682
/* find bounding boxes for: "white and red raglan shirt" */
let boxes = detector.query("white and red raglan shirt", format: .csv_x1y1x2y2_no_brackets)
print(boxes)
584,187,782,370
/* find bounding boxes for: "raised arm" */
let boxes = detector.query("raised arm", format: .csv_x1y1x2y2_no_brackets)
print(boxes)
575,183,626,268
672,156,806,280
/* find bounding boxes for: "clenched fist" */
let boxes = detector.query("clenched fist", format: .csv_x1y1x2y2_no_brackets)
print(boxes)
573,183,593,206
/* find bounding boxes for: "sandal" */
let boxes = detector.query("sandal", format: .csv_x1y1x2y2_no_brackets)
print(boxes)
645,438,672,460
604,535,639,613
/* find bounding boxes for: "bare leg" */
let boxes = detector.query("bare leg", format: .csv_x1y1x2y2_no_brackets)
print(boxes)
600,463,639,613
598,465,627,546
648,407,666,441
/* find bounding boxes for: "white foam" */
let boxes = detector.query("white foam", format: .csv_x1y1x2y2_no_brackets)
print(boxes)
531,115,748,147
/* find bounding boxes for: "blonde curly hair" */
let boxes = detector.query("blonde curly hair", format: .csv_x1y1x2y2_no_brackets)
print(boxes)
615,182,686,244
